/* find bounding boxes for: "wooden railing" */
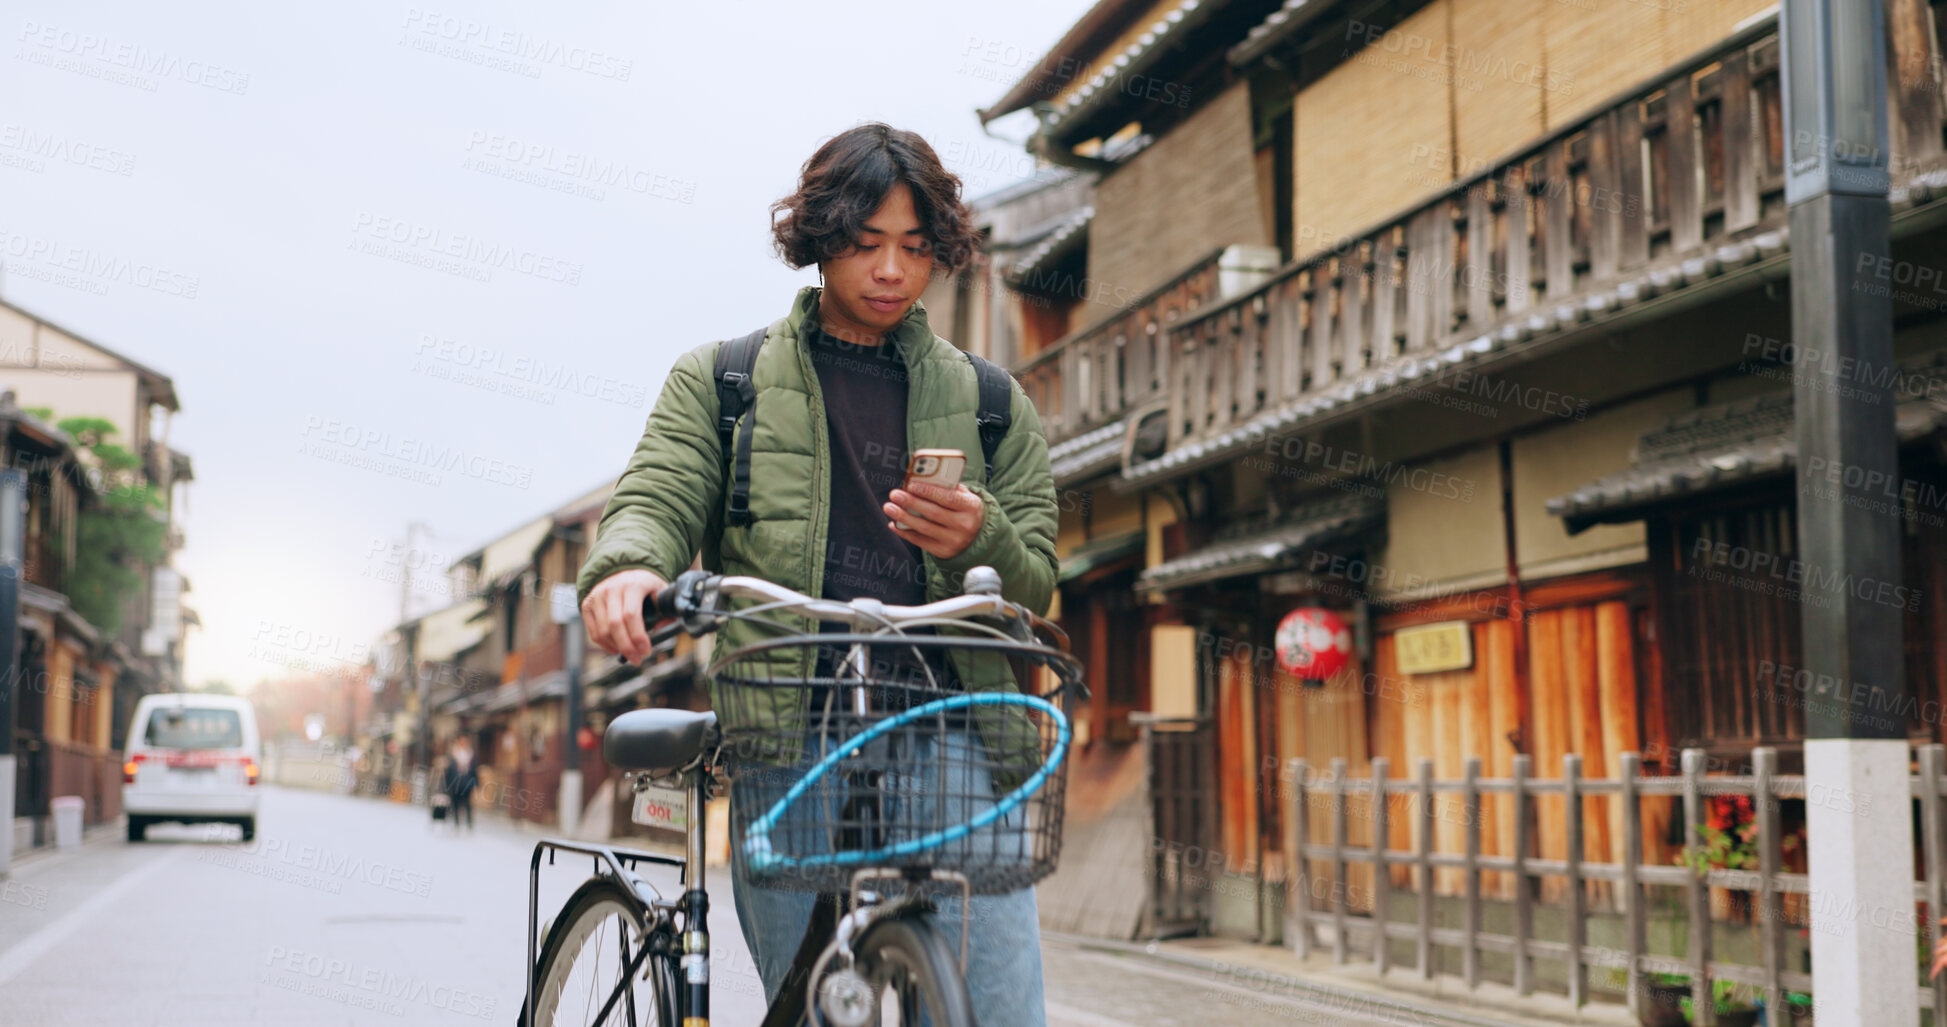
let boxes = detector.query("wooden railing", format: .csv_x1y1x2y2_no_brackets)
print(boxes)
1167,23,1815,451
1023,12,1947,463
1015,247,1229,445
1287,746,1947,1024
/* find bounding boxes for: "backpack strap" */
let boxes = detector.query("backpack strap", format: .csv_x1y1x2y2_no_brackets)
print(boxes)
966,352,1013,484
713,327,767,526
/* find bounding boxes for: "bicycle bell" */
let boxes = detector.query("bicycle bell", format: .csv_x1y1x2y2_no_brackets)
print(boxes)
963,565,1001,595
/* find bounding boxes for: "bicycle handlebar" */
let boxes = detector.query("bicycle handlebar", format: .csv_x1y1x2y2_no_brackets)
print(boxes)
642,568,1046,640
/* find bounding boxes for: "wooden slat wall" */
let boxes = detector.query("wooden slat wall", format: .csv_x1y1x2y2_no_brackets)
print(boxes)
1659,0,1784,68
1541,0,1664,128
1481,619,1522,899
1088,80,1269,331
1367,619,1521,900
1523,600,1643,906
1528,611,1570,903
1451,0,1548,172
1319,661,1376,911
1218,652,1258,874
1286,657,1377,916
1293,3,1454,261
1277,662,1306,888
1594,601,1649,895
1372,636,1416,893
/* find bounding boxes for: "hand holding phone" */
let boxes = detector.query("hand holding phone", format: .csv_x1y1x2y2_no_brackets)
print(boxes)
887,448,984,559
902,448,966,494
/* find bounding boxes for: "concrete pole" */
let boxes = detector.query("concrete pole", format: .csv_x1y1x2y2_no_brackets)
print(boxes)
557,617,584,838
1781,2,1915,1022
0,471,24,876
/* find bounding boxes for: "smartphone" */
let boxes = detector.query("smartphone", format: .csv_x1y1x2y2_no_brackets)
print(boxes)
903,448,966,494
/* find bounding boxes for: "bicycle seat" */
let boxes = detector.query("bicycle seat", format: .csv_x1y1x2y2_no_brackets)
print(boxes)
603,708,719,772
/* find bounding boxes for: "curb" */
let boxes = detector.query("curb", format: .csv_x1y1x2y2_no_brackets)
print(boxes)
3,818,128,877
1045,931,1629,1027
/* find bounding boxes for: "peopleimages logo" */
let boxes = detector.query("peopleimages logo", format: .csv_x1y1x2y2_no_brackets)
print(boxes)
15,20,251,94
1689,537,1919,612
263,945,495,1019
298,414,535,489
399,9,632,81
0,124,135,176
0,228,200,298
348,212,583,285
462,132,694,204
211,838,433,897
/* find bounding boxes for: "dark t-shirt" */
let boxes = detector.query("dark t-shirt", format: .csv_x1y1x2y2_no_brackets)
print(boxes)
804,328,956,700
807,327,926,608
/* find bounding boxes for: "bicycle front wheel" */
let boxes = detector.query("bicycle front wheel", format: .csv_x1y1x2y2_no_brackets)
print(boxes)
835,914,975,1027
529,879,679,1027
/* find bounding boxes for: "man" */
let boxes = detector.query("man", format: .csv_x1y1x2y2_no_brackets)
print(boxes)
576,122,1058,1024
440,738,477,831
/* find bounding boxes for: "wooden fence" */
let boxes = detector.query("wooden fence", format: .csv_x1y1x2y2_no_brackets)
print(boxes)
1286,746,1947,1024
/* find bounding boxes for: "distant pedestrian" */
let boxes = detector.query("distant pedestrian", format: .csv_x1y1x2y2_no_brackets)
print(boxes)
440,739,478,830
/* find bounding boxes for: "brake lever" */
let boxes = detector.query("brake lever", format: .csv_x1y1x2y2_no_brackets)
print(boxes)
1026,611,1070,650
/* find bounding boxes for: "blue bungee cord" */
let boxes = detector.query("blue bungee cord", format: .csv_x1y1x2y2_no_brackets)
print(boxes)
741,692,1069,871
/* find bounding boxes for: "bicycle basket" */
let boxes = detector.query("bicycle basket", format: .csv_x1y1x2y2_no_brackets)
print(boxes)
712,632,1080,896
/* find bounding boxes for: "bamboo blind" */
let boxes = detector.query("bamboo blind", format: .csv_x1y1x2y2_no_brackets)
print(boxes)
1294,2,1455,262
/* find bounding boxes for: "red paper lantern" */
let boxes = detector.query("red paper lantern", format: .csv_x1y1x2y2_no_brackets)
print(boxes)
577,726,598,751
1275,607,1353,681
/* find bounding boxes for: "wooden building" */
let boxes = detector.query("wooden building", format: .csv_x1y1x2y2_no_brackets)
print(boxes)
399,484,703,831
956,0,1947,956
0,302,195,844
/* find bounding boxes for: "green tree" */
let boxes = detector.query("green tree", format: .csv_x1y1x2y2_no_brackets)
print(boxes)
54,416,166,635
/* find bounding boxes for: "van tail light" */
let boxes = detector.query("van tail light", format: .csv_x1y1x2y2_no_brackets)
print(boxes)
245,759,260,785
123,760,138,784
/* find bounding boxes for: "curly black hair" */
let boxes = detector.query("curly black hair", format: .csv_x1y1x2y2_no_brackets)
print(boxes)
770,123,980,277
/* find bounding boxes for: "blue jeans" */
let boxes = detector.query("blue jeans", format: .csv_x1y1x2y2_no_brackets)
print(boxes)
727,729,1048,1026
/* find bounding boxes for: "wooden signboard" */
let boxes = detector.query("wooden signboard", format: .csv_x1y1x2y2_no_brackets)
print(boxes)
1394,620,1474,674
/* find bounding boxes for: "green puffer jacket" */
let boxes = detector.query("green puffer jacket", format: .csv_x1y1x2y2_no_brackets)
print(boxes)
575,285,1058,781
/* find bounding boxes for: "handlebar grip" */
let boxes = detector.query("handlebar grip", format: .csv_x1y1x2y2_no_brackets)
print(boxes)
642,569,711,629
653,580,682,620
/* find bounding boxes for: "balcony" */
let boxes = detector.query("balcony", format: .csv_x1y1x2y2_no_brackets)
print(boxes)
1017,244,1282,483
1025,14,1947,488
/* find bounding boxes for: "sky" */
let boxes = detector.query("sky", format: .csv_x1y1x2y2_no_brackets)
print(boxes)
1,0,1090,690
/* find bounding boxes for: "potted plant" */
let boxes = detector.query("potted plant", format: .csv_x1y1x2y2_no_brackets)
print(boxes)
1676,796,1798,923
1641,973,1690,1027
1678,980,1760,1027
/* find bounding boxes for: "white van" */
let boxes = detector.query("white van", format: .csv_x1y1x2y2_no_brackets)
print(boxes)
122,693,261,841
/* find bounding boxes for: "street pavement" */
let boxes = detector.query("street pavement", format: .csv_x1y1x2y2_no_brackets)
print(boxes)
0,785,1422,1026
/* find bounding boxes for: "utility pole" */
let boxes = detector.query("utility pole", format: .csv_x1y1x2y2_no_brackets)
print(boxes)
0,471,25,876
1781,2,1913,1022
398,520,426,625
551,582,584,838
398,521,429,775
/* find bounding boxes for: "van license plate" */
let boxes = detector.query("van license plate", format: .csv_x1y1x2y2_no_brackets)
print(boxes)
631,783,688,832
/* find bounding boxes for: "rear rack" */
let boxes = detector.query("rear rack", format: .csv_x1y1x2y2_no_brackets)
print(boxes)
523,838,686,1027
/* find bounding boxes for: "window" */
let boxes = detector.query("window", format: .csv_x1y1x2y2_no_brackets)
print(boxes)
144,707,243,749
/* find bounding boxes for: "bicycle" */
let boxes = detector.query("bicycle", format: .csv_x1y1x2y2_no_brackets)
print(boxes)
521,565,1084,1027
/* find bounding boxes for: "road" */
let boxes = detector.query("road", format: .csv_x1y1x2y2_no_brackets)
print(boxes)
0,785,1418,1026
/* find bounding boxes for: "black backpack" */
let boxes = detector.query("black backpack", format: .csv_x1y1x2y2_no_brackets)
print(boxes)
711,326,1013,527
